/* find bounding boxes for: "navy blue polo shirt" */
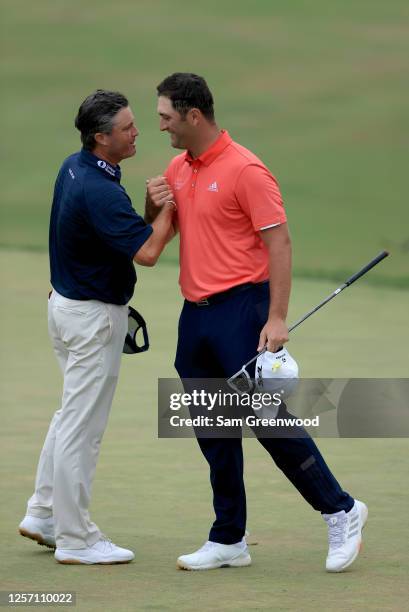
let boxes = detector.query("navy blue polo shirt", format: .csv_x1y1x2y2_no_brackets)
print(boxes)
49,149,152,305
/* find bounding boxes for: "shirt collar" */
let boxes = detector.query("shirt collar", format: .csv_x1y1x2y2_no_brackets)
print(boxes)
80,148,121,181
185,130,232,167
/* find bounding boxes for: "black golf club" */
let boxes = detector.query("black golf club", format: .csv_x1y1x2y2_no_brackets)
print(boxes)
227,250,389,393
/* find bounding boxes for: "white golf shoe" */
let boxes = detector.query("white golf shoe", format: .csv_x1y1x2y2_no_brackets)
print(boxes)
177,539,251,571
55,536,134,565
19,515,56,549
323,499,368,572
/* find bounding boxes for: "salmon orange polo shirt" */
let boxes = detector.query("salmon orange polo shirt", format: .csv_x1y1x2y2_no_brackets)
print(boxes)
164,130,287,302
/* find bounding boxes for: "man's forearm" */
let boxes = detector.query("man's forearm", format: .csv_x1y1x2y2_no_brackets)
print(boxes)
262,224,292,321
267,241,291,321
257,223,291,352
134,205,174,266
144,191,161,224
144,191,176,243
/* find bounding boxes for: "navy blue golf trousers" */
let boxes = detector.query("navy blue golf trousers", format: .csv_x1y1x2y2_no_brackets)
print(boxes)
174,282,354,545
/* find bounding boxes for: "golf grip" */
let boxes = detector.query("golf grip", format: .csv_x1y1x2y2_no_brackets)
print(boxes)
344,250,389,287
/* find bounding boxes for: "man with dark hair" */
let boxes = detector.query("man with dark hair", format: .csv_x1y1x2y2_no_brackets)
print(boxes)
19,89,175,565
146,73,367,573
156,72,215,120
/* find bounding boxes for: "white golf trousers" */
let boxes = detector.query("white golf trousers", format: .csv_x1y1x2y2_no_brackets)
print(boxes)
26,290,128,549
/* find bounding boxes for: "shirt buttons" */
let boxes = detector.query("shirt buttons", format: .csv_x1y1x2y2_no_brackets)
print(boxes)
193,169,198,173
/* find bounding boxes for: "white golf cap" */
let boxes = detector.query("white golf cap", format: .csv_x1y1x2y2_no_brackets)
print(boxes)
255,347,299,398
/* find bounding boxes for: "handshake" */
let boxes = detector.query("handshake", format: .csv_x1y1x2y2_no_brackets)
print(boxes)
133,176,177,268
145,176,176,222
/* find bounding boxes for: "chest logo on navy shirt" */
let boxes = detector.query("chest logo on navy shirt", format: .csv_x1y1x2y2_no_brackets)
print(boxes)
207,181,219,192
68,168,75,180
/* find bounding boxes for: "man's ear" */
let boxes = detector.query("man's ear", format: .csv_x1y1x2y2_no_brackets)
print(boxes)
94,132,110,147
187,108,202,127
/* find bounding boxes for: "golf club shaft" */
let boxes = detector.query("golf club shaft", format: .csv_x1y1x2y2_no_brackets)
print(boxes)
235,250,389,373
288,250,389,334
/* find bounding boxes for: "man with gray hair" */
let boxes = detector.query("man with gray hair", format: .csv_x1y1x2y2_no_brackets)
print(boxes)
18,90,175,564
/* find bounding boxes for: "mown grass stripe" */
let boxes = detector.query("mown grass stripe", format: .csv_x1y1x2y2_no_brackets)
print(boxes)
1,244,407,290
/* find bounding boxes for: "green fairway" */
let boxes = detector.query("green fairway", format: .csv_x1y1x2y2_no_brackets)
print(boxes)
1,0,409,285
1,252,408,611
1,0,408,608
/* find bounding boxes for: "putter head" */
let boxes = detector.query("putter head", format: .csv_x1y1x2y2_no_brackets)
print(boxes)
227,348,267,394
227,367,254,395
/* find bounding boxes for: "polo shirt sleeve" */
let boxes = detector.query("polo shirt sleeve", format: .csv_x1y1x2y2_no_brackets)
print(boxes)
235,164,287,231
84,181,152,259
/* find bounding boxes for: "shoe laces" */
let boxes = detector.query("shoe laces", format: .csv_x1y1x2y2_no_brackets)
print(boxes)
198,540,246,553
98,534,114,551
198,541,218,553
325,514,348,550
100,533,112,543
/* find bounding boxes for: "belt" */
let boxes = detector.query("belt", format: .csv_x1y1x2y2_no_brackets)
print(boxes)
189,281,269,307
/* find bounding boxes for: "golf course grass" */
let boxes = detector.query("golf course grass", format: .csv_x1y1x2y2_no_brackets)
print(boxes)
2,0,409,285
1,1,408,609
1,252,408,611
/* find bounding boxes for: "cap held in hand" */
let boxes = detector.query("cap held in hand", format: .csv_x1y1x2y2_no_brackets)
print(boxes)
255,347,299,398
123,306,149,354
